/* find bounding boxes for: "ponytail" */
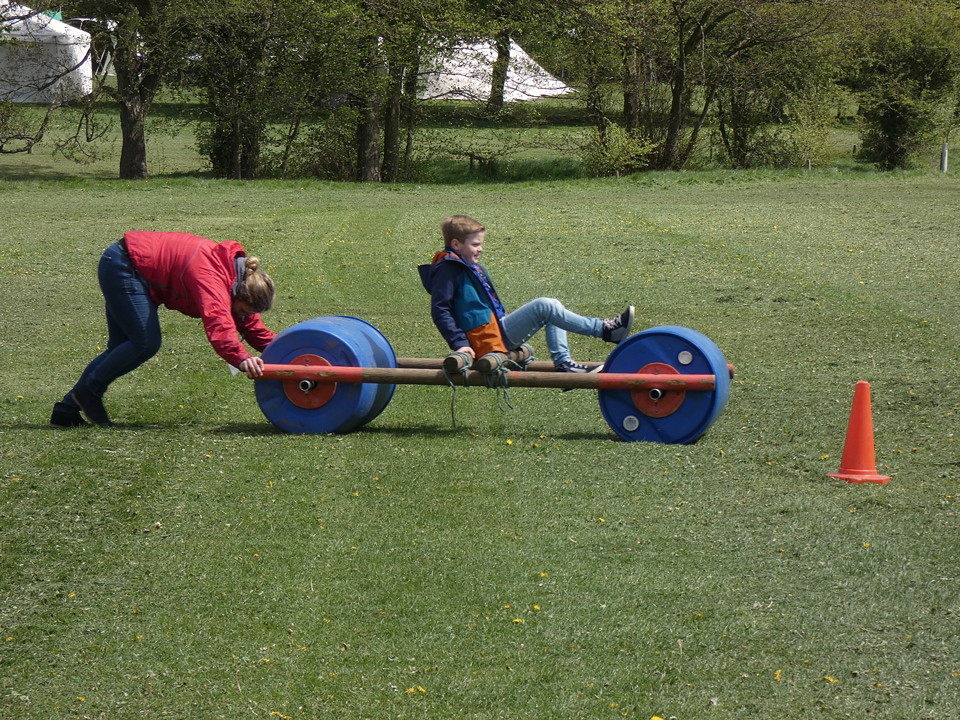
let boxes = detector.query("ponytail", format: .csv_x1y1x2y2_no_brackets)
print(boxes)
234,256,275,313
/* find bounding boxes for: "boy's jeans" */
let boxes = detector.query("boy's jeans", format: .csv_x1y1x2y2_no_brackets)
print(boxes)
501,297,602,366
60,241,162,409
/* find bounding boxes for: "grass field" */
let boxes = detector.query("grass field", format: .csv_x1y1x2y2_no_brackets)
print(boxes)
2,140,959,718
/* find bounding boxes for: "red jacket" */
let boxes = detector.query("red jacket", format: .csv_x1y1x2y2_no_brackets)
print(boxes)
123,231,275,367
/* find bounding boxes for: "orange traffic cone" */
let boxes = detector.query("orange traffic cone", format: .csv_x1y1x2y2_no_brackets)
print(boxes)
826,381,890,485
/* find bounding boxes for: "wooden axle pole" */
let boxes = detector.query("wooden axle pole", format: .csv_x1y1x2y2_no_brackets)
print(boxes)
396,357,595,373
259,364,717,392
396,357,736,379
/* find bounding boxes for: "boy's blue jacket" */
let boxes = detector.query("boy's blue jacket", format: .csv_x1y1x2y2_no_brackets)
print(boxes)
418,250,510,355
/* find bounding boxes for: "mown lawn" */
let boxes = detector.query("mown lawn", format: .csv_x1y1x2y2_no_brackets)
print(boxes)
1,164,958,718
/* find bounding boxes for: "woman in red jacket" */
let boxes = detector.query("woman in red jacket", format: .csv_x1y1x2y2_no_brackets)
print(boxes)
51,231,277,428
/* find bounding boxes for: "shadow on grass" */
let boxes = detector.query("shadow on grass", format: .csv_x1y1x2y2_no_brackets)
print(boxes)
39,421,621,441
208,422,461,438
365,425,617,442
41,421,167,432
552,430,620,442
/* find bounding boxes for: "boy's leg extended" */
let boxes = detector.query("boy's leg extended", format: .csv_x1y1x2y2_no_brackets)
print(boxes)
501,297,602,365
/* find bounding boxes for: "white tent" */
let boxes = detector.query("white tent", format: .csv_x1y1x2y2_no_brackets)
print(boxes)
0,2,92,103
420,40,572,103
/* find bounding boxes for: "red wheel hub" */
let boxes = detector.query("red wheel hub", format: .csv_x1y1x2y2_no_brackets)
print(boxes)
631,362,685,417
283,354,336,409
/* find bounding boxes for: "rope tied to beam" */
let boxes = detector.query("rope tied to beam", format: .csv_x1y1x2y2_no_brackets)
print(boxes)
482,354,514,412
442,345,536,427
481,345,535,412
441,351,473,430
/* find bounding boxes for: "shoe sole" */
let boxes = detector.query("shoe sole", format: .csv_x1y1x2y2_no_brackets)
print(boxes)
619,306,635,343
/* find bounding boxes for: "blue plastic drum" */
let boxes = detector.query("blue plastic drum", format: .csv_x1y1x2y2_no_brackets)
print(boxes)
598,326,730,444
256,316,397,434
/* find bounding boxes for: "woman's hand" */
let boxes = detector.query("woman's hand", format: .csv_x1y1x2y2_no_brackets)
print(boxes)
240,357,265,378
456,346,475,359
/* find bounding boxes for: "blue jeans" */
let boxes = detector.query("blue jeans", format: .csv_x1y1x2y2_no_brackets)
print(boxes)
60,241,162,408
501,297,602,365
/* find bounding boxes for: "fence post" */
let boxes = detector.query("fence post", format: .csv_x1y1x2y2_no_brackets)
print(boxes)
941,141,949,173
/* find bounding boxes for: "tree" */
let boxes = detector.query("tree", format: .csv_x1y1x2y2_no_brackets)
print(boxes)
541,0,623,133
634,0,845,169
182,0,444,182
189,0,325,179
343,0,455,182
545,0,846,171
844,1,960,170
47,0,193,179
709,2,846,168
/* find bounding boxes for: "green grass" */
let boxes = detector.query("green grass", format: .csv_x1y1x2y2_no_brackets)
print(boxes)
1,160,959,719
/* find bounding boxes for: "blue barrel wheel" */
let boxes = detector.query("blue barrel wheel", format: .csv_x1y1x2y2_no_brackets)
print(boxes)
256,316,396,434
598,326,730,444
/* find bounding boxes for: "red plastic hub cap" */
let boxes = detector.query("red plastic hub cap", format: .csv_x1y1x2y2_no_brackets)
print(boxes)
631,362,686,417
283,354,336,409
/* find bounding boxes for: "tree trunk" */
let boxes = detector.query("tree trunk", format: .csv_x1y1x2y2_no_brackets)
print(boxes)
232,113,243,180
381,62,404,182
356,42,383,182
675,84,717,169
585,75,608,140
487,30,510,113
357,93,381,182
112,31,158,180
403,58,420,165
622,39,640,133
660,65,687,169
117,94,148,179
280,115,302,179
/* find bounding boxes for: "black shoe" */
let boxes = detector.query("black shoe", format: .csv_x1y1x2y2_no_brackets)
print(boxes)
50,405,88,428
602,306,635,344
71,387,113,426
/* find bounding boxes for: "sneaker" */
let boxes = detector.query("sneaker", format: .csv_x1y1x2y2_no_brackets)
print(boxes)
50,404,88,428
71,387,113,426
602,306,635,344
556,360,593,373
